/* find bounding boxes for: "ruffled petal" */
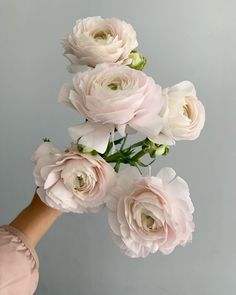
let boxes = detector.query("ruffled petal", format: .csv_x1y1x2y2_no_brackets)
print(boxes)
58,82,75,109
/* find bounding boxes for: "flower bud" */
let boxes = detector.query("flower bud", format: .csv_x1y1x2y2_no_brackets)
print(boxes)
77,144,97,155
43,137,50,142
152,145,169,158
142,139,169,158
142,138,155,152
128,51,147,70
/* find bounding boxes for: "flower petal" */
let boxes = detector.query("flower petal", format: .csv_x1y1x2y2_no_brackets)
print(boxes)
58,82,75,109
129,112,163,140
156,167,176,186
68,122,114,153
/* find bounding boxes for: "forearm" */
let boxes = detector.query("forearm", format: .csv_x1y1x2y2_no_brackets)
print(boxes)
10,192,61,247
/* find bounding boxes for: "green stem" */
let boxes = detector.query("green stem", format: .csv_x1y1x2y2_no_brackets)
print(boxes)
137,159,156,167
114,161,121,173
103,142,113,157
105,152,120,163
131,150,146,162
120,134,128,150
133,163,143,175
128,139,146,150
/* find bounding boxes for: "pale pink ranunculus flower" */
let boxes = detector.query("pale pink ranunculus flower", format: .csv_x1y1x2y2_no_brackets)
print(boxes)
154,81,205,145
59,63,164,153
63,16,138,71
32,142,116,213
107,167,194,258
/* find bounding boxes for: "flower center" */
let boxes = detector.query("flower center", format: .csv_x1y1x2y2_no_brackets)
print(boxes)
183,104,190,118
141,213,157,231
107,79,122,91
74,175,85,191
93,30,111,42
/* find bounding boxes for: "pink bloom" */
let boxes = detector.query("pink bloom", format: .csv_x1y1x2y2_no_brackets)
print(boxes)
32,142,116,213
59,63,164,153
63,16,138,71
155,81,205,145
107,167,194,258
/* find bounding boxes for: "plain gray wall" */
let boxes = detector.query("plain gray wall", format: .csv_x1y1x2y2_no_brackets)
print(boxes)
0,0,235,294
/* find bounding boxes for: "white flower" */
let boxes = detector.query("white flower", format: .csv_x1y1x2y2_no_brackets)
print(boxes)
156,81,205,145
107,167,194,258
63,16,138,71
59,63,164,153
32,142,116,213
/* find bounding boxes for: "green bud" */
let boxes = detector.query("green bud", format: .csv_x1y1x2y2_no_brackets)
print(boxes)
162,146,169,156
128,51,147,71
43,137,50,142
153,145,167,157
77,144,97,155
77,144,84,152
142,139,169,158
82,146,94,153
142,138,155,152
91,150,98,156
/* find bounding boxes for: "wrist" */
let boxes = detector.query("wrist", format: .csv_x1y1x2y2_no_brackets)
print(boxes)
10,192,62,247
29,192,62,218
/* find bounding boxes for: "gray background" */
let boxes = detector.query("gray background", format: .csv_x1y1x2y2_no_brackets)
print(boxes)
0,0,235,294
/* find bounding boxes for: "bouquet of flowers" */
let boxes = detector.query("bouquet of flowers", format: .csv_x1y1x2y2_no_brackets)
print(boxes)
32,16,205,258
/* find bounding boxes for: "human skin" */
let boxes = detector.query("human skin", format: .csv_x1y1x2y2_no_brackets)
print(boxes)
10,192,62,247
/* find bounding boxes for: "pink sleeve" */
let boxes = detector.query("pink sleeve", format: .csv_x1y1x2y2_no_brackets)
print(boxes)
0,225,39,295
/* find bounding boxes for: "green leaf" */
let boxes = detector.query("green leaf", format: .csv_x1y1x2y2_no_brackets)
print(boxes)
114,138,124,145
